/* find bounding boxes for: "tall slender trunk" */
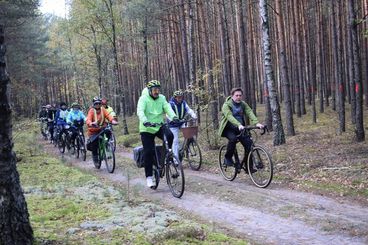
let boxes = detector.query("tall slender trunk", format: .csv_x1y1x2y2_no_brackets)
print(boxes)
0,25,34,245
349,0,365,141
275,0,295,135
259,0,286,146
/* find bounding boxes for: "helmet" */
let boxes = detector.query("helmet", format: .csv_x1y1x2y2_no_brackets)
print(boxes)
60,102,67,107
71,102,80,108
92,96,102,105
101,98,108,105
45,104,52,109
147,80,161,89
173,90,184,97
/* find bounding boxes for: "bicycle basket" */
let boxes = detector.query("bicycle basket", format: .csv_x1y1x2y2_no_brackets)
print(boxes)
181,126,198,139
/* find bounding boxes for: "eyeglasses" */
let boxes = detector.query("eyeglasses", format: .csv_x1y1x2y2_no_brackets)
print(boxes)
94,103,101,106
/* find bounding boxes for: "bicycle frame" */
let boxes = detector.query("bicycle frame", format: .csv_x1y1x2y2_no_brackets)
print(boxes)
145,122,185,198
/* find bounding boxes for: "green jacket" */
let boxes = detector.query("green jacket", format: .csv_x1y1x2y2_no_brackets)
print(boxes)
218,96,259,136
137,87,177,134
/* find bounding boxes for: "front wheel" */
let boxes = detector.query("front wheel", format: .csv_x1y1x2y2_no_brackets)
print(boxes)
185,139,202,171
150,164,160,190
103,141,116,173
58,133,66,153
109,133,117,152
247,146,273,188
166,155,185,198
218,145,237,181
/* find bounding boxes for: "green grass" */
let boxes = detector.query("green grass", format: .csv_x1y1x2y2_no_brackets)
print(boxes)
15,120,248,244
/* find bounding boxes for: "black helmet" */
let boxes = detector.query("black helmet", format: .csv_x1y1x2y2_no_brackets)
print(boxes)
173,90,184,97
93,96,102,105
60,102,67,107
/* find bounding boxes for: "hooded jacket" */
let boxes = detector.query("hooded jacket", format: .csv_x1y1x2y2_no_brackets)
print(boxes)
218,96,259,136
168,97,196,128
137,87,176,134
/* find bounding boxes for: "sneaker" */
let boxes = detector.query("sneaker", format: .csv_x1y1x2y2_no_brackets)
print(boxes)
146,176,154,187
224,157,234,166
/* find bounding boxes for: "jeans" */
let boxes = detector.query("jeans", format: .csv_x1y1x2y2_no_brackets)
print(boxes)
169,126,180,159
222,124,253,161
140,126,173,177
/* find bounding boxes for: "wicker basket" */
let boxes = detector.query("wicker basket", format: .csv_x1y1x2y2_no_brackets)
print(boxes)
181,126,198,139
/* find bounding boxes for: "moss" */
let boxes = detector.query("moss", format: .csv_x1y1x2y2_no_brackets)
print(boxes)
28,195,111,240
119,133,141,147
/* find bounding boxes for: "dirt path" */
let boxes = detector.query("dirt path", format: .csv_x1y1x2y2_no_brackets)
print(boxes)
42,142,368,245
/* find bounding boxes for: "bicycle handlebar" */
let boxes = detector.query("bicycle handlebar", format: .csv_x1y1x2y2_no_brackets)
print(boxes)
237,125,268,137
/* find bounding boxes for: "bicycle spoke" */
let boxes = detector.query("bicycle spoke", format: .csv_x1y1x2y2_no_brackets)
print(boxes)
187,140,202,171
166,155,185,198
248,146,273,188
218,145,237,181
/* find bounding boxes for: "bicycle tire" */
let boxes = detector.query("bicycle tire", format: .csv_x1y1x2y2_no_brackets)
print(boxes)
103,141,115,173
247,146,273,188
166,154,185,198
186,139,202,171
150,164,160,190
109,133,117,152
218,145,237,181
58,134,66,153
79,135,87,161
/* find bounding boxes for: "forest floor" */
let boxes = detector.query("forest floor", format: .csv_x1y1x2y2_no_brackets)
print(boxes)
17,106,368,244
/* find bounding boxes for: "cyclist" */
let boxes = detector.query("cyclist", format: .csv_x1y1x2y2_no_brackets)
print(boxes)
218,87,264,170
137,80,178,187
45,104,56,142
66,102,86,148
54,102,69,143
86,96,118,165
38,105,47,119
101,98,117,120
168,90,197,159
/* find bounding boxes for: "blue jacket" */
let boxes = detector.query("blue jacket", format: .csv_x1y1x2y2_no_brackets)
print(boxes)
55,109,69,126
66,109,86,127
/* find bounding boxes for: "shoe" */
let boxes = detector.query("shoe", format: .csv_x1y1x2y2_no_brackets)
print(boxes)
224,157,234,166
146,176,154,187
244,166,257,174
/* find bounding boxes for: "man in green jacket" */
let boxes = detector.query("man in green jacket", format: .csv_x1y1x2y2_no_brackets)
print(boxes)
137,80,178,187
218,87,264,168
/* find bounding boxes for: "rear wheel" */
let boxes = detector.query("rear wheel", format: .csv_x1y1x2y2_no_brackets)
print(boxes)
103,141,115,173
185,139,202,171
166,155,185,198
247,146,273,188
218,145,237,181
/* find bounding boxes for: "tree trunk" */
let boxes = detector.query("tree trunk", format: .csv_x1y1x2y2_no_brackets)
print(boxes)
332,2,345,134
349,0,365,141
275,0,295,135
0,25,34,245
259,0,286,146
199,0,218,130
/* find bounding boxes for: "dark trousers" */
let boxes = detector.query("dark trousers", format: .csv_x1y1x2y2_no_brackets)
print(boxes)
88,130,111,158
47,122,54,140
141,126,173,177
223,124,253,161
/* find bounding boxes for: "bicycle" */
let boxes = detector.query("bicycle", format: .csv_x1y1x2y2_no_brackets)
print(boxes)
178,120,202,171
57,124,70,154
218,126,273,188
145,122,185,198
93,123,116,173
70,120,87,161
